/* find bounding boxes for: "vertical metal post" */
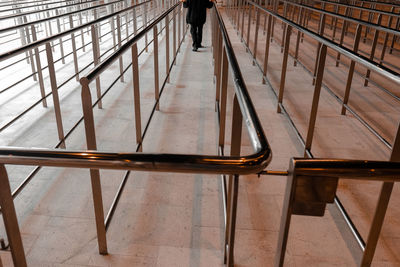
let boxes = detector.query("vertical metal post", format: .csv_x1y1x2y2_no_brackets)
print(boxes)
294,7,302,67
225,95,242,267
178,4,181,51
23,16,37,82
131,44,143,151
277,25,291,113
45,43,66,149
262,14,272,84
46,10,55,52
153,26,160,111
379,8,395,65
360,122,400,266
31,25,48,108
364,14,382,87
237,0,242,34
215,31,223,100
79,12,85,52
0,165,27,267
219,48,229,147
364,4,376,42
69,15,80,81
341,25,362,115
173,9,177,65
126,12,129,40
389,17,400,54
80,79,108,255
304,44,327,156
280,2,288,53
144,3,149,52
165,14,170,82
246,3,252,51
44,6,49,36
91,25,103,109
133,8,138,35
236,0,241,31
312,13,326,85
331,5,339,41
116,15,124,82
253,8,260,65
336,7,349,67
241,0,245,41
55,9,66,64
110,5,117,51
16,11,29,65
93,8,102,41
274,160,297,267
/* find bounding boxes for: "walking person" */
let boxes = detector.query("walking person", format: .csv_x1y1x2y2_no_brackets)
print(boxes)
181,0,215,51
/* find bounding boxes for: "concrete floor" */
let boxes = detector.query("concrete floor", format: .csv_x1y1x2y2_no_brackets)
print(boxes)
1,6,400,267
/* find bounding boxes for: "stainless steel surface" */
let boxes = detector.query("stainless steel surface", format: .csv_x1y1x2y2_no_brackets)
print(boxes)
248,0,400,86
304,44,327,156
277,25,291,113
341,24,362,115
153,25,160,111
45,42,66,149
0,1,151,62
30,24,48,108
0,165,27,267
80,78,108,255
0,2,273,264
131,43,143,150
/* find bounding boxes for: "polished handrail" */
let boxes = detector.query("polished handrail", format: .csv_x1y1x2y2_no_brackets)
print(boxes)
83,3,178,83
0,0,150,61
0,0,54,8
335,0,400,9
291,158,400,179
0,146,269,175
0,0,124,33
0,0,100,14
249,1,400,85
0,4,272,174
317,0,400,18
0,3,271,265
214,3,268,153
279,0,400,36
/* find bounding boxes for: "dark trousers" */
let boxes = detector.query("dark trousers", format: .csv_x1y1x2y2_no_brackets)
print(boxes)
190,24,203,48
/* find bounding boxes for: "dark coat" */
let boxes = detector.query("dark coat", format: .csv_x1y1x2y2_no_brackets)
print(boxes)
183,0,213,26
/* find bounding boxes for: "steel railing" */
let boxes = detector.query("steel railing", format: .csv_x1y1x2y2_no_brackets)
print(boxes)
276,156,400,266
227,1,400,266
0,3,271,267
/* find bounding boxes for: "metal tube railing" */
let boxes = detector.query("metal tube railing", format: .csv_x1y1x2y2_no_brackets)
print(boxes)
0,1,150,61
280,0,400,37
316,0,400,19
228,1,400,266
0,0,100,15
0,0,126,34
0,2,271,266
276,157,400,266
249,1,400,84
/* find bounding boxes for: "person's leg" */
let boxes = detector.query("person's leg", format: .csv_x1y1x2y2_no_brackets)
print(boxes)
197,24,204,48
190,24,197,48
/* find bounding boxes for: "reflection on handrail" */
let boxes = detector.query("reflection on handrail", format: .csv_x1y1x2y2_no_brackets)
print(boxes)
0,2,271,266
0,0,124,32
249,1,400,85
0,0,104,20
0,0,150,61
281,0,400,36
0,147,269,175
